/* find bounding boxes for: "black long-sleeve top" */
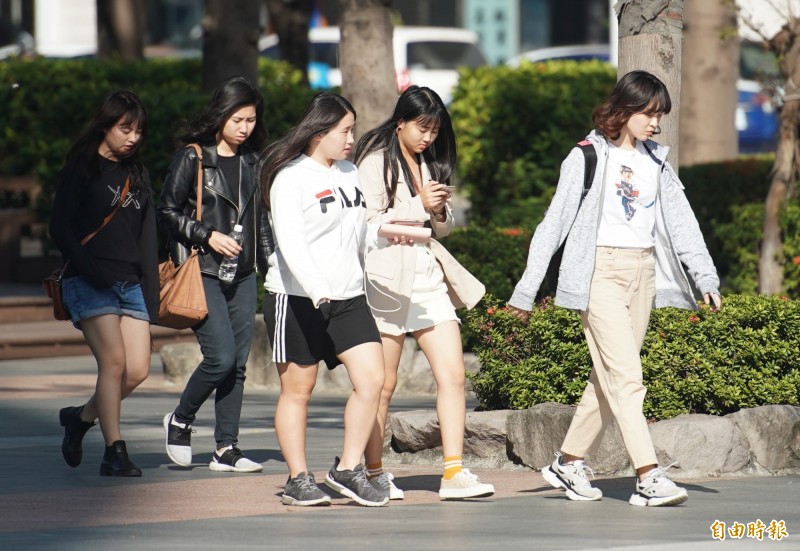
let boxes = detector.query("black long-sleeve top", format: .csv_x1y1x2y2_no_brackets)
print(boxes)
49,154,160,322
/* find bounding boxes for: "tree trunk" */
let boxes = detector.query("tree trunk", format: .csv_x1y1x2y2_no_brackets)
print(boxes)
617,0,683,171
264,0,313,86
337,0,396,145
97,0,145,61
202,0,260,92
759,18,800,294
679,0,738,166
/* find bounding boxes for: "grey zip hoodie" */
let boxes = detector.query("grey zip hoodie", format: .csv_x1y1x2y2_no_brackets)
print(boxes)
509,131,720,312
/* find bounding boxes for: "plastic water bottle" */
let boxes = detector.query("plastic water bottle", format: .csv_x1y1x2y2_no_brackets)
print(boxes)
218,224,243,283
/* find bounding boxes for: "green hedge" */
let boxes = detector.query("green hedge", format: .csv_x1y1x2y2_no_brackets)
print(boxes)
466,294,800,420
445,225,530,301
0,57,314,225
681,156,775,277
713,202,800,296
450,60,616,226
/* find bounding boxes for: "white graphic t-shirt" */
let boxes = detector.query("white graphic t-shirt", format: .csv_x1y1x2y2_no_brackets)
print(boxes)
596,140,659,248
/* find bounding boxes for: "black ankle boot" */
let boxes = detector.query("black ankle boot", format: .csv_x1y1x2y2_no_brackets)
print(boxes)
59,405,95,468
100,440,142,477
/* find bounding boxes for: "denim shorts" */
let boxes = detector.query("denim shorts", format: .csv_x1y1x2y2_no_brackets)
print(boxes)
62,275,150,328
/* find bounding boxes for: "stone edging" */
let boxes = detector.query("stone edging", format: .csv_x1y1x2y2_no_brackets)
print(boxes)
383,403,800,479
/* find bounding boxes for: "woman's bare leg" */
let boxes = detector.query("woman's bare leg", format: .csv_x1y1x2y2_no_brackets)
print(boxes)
363,334,404,466
414,321,465,458
78,314,127,444
337,342,385,469
274,361,318,477
81,316,151,424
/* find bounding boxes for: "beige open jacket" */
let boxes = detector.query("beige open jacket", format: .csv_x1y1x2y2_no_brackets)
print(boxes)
359,151,485,335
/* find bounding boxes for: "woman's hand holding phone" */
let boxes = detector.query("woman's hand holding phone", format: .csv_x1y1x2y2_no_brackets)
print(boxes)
420,180,449,214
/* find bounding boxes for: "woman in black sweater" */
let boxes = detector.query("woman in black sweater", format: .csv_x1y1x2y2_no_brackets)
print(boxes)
50,91,158,477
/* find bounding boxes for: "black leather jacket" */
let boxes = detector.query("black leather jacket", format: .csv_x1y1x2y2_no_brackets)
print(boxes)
157,144,273,278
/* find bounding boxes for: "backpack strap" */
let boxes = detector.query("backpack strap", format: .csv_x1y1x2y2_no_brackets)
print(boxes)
576,140,597,200
537,141,598,300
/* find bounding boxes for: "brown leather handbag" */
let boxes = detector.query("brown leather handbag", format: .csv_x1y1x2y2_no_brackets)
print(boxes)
43,177,131,321
157,144,209,329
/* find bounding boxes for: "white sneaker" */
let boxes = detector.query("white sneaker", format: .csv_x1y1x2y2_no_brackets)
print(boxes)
541,452,602,501
629,464,688,507
439,468,495,500
163,412,193,467
208,445,263,473
371,472,404,500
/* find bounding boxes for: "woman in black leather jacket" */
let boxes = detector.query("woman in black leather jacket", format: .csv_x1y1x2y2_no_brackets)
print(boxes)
158,76,271,473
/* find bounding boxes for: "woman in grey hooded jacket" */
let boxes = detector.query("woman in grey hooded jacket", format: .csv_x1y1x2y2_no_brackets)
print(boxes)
508,71,722,507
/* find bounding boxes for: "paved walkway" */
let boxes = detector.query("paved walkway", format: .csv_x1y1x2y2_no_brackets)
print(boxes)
0,354,798,550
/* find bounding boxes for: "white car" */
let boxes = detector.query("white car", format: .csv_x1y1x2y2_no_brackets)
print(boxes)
505,44,610,67
260,26,486,104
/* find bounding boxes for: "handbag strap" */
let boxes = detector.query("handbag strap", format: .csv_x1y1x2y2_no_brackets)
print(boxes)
60,176,131,274
186,144,203,221
80,176,131,245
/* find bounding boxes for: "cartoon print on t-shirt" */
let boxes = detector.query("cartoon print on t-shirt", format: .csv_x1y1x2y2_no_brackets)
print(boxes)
615,165,654,221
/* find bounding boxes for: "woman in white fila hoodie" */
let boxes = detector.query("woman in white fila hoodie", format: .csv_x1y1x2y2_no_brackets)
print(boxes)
260,92,389,507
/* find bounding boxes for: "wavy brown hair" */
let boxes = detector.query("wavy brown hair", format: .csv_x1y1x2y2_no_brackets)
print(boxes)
593,71,672,140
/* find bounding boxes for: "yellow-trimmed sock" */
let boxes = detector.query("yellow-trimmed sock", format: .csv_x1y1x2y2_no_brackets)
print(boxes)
366,462,383,480
443,456,463,480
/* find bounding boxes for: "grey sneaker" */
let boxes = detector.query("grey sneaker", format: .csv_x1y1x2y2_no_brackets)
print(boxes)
371,472,404,500
629,463,688,507
324,457,389,507
541,452,602,501
281,472,332,506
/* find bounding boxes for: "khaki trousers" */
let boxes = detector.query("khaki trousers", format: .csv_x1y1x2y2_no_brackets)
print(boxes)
561,246,659,469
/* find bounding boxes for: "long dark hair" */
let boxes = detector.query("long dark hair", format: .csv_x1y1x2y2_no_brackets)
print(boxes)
593,70,672,140
260,92,356,208
354,85,456,209
177,76,267,152
63,90,148,193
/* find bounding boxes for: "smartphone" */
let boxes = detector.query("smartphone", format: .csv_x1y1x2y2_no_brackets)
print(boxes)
442,185,456,193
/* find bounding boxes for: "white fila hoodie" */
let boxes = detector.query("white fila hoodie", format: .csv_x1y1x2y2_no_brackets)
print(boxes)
265,154,372,307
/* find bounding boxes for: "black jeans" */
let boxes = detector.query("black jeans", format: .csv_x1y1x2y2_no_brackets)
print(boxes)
174,271,256,448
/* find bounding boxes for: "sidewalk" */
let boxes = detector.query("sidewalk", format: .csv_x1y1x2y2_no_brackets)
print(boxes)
0,354,797,550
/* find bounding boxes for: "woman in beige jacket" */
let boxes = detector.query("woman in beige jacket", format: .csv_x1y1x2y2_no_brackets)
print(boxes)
354,86,494,500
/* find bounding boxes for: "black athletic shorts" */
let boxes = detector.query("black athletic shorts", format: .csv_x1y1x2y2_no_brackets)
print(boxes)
264,292,381,369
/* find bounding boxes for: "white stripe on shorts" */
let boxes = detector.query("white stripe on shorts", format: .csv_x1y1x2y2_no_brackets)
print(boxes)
272,293,288,363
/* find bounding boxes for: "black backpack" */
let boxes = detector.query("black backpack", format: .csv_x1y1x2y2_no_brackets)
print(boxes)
537,141,598,300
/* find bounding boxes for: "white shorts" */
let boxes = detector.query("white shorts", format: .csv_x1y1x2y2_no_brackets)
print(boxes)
402,246,459,333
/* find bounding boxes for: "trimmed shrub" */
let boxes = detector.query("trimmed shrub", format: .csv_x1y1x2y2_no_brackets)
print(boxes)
466,294,800,420
450,60,616,226
713,201,800,296
681,156,774,275
0,57,314,226
445,225,531,301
